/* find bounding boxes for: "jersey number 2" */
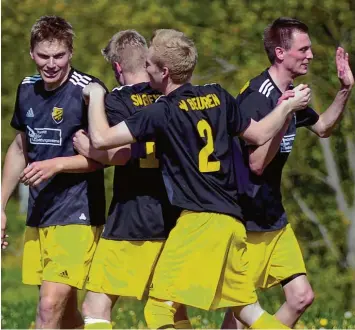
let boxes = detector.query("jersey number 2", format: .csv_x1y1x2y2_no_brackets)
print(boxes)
197,120,220,172
139,142,159,168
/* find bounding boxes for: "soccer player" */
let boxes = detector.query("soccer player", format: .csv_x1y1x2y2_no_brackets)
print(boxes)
1,16,106,329
221,17,354,329
72,30,191,330
82,29,312,329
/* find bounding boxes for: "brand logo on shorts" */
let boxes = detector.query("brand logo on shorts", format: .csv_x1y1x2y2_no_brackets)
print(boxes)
52,107,64,124
79,213,87,221
59,270,69,279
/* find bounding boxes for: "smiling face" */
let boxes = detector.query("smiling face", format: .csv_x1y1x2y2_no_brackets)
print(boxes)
282,31,313,77
30,39,72,91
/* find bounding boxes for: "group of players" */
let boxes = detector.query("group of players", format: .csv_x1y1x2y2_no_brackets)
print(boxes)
1,15,353,330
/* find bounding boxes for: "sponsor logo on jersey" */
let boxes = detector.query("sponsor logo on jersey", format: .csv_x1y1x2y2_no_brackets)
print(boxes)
27,125,62,146
52,107,63,124
280,134,296,153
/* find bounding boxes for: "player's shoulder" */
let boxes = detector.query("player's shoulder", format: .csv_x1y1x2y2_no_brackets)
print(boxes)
68,68,107,92
238,69,279,102
20,73,42,85
18,74,42,92
192,82,223,94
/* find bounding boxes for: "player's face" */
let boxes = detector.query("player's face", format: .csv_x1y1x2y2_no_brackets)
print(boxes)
30,39,72,91
283,31,313,77
146,47,164,91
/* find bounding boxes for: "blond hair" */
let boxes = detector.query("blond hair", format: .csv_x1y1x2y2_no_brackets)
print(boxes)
101,30,147,73
150,29,197,84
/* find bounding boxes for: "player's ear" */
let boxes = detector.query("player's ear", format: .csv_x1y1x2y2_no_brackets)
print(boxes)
115,62,122,74
275,47,285,61
30,49,34,60
162,66,169,79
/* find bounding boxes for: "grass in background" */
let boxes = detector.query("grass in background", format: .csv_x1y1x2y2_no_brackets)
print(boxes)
2,200,355,329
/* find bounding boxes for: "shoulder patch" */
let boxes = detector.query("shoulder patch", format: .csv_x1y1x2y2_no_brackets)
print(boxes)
69,71,93,88
258,78,275,98
22,74,42,84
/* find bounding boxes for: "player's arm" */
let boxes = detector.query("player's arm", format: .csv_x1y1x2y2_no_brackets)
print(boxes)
240,84,311,145
309,47,353,137
248,91,294,175
84,83,136,149
73,129,131,166
19,154,104,187
1,131,28,248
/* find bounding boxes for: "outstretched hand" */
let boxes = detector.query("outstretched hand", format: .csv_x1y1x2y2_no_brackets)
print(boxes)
336,47,354,89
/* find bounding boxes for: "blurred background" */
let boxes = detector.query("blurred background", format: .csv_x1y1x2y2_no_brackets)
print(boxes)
1,0,355,328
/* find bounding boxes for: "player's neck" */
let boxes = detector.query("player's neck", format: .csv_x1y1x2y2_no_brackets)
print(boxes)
163,80,184,96
268,65,293,92
44,65,72,91
124,71,150,85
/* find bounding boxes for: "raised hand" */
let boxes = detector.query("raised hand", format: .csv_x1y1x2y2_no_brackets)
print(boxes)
336,47,354,89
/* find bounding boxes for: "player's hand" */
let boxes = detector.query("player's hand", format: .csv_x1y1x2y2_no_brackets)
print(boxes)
286,84,311,111
277,90,295,105
336,47,354,90
73,129,92,158
1,209,9,250
82,83,106,105
19,159,61,187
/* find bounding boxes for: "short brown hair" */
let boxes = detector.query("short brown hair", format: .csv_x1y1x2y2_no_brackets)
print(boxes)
30,16,75,51
264,17,309,63
150,29,197,84
101,30,147,74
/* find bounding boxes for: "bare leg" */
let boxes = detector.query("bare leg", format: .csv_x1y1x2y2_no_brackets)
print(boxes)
221,308,245,329
61,289,84,329
36,281,74,329
82,290,118,322
275,275,314,328
174,304,192,328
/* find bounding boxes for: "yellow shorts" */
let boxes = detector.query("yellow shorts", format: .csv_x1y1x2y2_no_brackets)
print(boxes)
86,239,164,300
149,211,257,311
247,224,307,289
22,225,102,289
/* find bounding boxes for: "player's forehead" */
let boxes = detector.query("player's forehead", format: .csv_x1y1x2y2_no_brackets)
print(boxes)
32,39,70,55
290,31,311,49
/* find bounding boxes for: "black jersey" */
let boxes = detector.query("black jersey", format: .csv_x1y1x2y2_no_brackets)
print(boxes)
10,68,106,227
236,69,319,231
125,83,251,220
102,82,180,240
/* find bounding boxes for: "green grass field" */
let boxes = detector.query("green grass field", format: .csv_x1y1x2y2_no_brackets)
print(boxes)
2,200,355,329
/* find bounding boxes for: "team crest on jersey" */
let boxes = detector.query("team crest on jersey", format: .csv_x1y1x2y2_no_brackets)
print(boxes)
52,107,64,124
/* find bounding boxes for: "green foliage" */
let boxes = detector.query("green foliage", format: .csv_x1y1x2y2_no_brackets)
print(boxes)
2,0,355,327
